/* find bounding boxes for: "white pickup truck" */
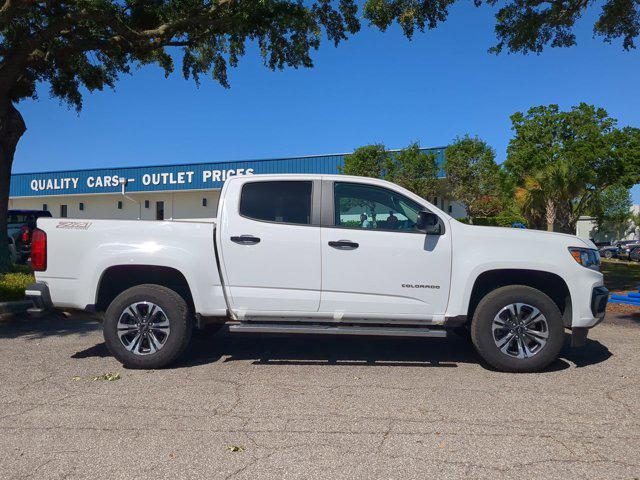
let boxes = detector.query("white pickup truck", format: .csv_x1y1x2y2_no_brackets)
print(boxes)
26,174,608,372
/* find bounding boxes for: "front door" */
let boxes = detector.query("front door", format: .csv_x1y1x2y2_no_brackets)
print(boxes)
219,179,321,314
320,181,451,320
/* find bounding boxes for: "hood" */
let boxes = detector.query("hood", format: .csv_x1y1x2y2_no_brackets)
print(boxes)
451,220,593,249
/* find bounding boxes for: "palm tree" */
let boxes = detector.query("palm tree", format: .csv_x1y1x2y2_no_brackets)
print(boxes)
515,161,581,232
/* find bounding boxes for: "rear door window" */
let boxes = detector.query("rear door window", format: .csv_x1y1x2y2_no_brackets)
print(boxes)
240,181,312,225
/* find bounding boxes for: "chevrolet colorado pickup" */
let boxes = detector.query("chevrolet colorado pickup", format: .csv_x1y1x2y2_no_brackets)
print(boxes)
26,174,608,372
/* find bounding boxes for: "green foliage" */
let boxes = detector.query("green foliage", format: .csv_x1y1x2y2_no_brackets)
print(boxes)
387,143,439,199
590,185,633,239
364,0,640,53
0,271,33,301
486,0,640,53
494,206,527,228
443,136,503,219
458,216,500,227
0,1,365,109
341,144,388,178
342,142,440,199
505,103,640,232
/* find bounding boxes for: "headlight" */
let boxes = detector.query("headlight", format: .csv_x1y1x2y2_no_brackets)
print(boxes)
569,247,600,270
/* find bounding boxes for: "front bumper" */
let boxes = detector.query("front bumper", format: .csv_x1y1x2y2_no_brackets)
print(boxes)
590,286,609,322
25,282,54,314
571,285,609,347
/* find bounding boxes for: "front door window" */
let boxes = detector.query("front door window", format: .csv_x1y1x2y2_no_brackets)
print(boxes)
334,182,423,232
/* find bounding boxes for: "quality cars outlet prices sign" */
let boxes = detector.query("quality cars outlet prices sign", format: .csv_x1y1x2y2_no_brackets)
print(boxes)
10,153,349,198
23,166,256,196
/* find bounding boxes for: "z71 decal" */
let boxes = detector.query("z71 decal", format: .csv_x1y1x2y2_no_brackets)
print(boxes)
56,221,92,230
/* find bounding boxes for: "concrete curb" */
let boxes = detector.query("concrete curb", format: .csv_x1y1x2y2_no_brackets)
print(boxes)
0,300,34,319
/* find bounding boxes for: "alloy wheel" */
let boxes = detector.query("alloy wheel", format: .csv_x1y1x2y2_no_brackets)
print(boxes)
117,302,170,355
492,303,549,359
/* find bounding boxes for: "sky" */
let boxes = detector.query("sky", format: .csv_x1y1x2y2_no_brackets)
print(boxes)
12,2,640,200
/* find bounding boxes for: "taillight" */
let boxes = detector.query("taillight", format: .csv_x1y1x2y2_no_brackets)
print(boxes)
21,226,29,242
31,228,46,271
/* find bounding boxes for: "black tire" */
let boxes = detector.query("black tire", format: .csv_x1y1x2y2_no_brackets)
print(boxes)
103,284,193,369
470,285,564,373
604,250,613,259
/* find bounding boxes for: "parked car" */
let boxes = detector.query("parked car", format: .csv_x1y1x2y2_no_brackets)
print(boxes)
612,240,638,259
6,236,18,264
591,240,613,248
598,245,621,259
7,209,52,263
629,246,640,262
26,174,608,373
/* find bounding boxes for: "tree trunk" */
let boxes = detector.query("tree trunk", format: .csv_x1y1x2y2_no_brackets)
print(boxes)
545,198,556,232
0,100,26,273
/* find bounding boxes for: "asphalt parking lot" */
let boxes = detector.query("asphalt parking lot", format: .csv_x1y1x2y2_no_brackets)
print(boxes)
0,312,638,480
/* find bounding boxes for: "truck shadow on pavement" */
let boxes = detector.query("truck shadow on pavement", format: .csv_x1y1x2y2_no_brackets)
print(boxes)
0,312,101,339
1,313,612,372
72,328,612,373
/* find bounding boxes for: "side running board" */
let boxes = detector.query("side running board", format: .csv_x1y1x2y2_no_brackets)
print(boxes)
228,323,447,338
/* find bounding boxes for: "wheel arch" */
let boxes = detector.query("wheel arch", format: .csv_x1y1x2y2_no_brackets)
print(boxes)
95,265,195,313
465,269,572,327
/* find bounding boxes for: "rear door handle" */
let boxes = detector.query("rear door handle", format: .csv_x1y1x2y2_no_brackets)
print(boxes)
231,235,261,245
328,240,359,250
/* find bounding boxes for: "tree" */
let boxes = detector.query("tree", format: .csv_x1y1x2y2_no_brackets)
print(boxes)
341,144,389,179
590,185,633,240
505,103,640,232
443,136,503,222
365,0,640,52
513,160,579,232
483,0,640,53
341,142,440,199
387,142,439,200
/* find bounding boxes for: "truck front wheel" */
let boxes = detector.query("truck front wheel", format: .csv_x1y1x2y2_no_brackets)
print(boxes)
470,285,565,373
103,284,193,369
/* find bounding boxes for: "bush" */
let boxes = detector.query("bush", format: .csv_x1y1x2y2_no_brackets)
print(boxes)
0,272,34,302
459,216,500,226
339,220,362,228
459,214,528,228
495,209,528,228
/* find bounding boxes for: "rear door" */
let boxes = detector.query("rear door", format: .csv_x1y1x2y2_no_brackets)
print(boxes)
218,178,322,314
319,180,452,320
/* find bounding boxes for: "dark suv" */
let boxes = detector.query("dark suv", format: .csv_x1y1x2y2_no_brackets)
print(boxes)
7,209,52,263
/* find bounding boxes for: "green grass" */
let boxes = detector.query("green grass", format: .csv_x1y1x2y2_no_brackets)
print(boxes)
600,259,640,292
0,265,34,302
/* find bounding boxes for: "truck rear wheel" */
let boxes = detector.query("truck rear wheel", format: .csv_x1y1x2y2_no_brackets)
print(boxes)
103,284,193,369
470,285,564,373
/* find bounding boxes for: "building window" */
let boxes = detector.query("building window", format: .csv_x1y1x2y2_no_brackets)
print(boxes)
79,202,84,211
202,198,207,207
144,200,149,209
156,201,164,220
60,205,68,218
42,204,48,211
448,205,453,213
117,201,123,210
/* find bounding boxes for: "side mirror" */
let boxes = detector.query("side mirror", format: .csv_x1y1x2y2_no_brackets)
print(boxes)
417,211,444,235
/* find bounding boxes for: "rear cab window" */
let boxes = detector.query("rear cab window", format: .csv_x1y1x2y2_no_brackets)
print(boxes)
240,181,313,225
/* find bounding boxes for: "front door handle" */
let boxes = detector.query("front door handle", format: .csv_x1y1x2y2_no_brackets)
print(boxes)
231,235,261,245
328,240,359,250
